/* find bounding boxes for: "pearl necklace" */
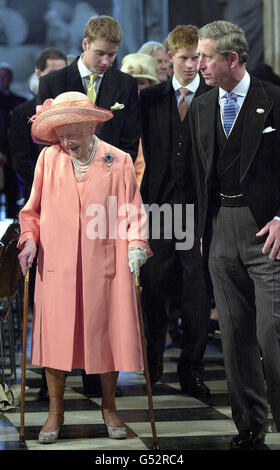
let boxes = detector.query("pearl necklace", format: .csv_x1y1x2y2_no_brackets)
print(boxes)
71,136,99,173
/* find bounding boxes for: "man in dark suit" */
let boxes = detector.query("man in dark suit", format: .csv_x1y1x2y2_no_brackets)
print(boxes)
10,48,67,202
37,16,140,162
140,25,211,398
0,63,25,218
36,16,140,396
189,20,280,449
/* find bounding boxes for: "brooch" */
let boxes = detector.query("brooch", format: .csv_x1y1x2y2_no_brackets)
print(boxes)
256,108,264,114
102,153,116,171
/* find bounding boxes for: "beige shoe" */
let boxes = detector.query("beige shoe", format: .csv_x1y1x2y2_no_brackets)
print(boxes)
103,420,127,439
38,414,64,444
102,408,127,439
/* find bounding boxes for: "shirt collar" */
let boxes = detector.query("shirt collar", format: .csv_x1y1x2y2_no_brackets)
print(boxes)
77,55,103,79
172,72,200,94
219,69,250,100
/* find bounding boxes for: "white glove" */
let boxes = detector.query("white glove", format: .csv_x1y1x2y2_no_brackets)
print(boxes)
128,247,148,276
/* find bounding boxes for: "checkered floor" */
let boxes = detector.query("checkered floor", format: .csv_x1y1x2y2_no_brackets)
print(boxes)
0,322,280,453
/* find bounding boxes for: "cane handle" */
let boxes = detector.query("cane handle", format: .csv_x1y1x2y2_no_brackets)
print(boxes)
134,273,140,287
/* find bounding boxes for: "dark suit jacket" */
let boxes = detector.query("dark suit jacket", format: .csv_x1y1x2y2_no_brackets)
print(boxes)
189,76,280,242
0,90,25,157
0,90,26,217
9,97,40,200
36,58,140,161
140,75,211,204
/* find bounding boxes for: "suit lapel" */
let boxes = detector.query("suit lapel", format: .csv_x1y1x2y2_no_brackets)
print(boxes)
240,77,274,181
156,80,172,166
196,87,218,179
96,67,117,110
66,60,85,93
67,62,117,109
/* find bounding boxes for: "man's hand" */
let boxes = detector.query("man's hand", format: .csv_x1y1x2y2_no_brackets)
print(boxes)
18,238,37,275
256,219,280,260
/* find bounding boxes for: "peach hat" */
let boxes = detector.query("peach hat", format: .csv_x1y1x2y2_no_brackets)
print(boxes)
31,91,113,144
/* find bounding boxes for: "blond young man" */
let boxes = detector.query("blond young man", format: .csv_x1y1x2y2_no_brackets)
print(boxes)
37,16,140,162
140,25,212,396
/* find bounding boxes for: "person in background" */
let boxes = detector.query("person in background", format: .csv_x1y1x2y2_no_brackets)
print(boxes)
139,25,211,398
251,62,280,87
138,41,169,83
189,20,280,449
10,48,67,202
17,91,151,444
121,52,159,186
0,63,25,218
163,38,174,78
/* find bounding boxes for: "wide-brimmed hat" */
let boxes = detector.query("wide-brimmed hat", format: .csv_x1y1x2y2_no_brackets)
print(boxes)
121,53,159,84
31,91,113,144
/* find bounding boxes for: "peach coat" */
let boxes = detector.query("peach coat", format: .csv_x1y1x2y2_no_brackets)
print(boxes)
18,139,151,373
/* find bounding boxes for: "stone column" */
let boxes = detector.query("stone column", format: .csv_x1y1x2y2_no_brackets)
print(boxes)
263,0,280,74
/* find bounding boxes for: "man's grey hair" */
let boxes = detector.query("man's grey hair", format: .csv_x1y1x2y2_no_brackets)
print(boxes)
138,41,165,56
199,21,249,64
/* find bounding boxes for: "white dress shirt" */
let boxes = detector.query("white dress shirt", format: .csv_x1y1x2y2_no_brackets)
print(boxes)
172,73,200,106
77,55,103,95
219,70,251,136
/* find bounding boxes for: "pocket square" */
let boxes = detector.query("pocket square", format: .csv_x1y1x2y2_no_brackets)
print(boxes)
110,102,125,111
262,126,276,134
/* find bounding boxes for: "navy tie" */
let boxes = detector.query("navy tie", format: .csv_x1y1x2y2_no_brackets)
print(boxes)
223,92,237,136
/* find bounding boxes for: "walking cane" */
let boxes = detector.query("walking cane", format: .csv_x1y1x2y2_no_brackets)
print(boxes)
134,274,160,450
19,269,29,449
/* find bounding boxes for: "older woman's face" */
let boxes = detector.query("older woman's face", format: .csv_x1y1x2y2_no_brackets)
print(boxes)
55,122,95,159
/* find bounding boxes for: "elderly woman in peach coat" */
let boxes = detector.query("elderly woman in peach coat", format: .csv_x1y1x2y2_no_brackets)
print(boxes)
18,91,151,444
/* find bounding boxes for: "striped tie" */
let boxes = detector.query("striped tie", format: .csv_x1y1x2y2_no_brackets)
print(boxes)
223,91,237,136
87,74,97,103
178,87,189,121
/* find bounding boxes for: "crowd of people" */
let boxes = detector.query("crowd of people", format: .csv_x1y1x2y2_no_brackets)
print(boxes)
0,13,280,450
